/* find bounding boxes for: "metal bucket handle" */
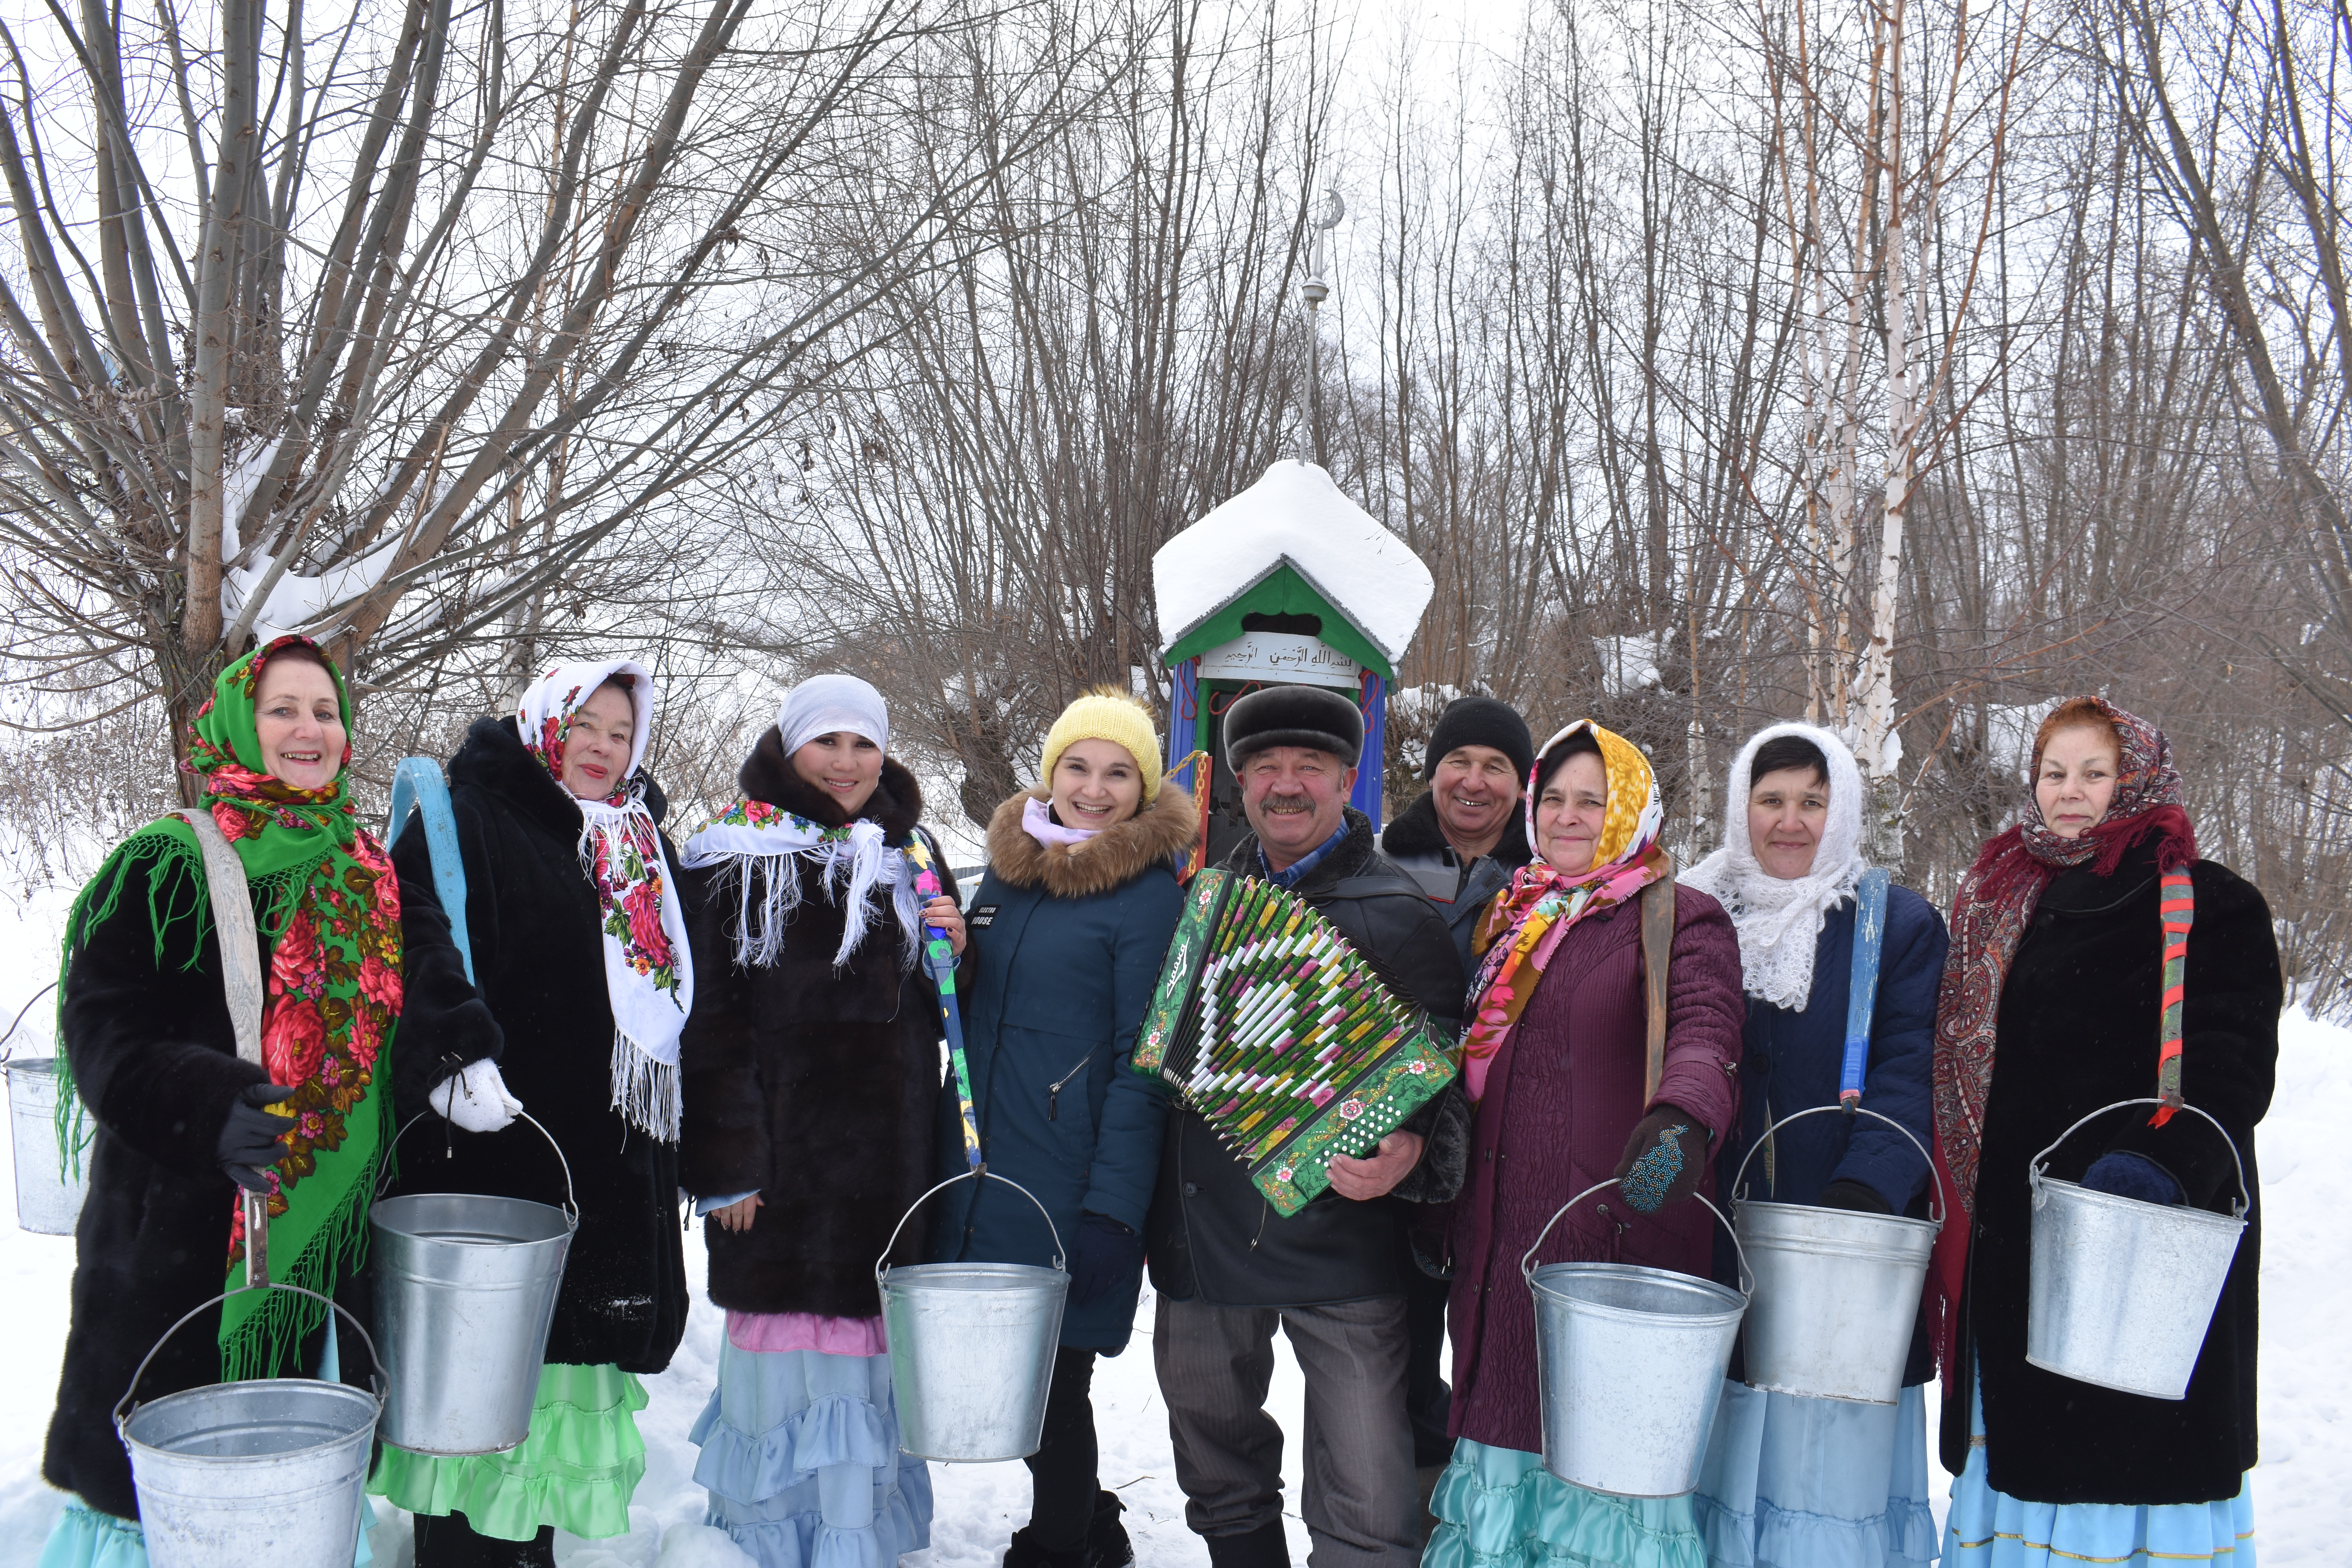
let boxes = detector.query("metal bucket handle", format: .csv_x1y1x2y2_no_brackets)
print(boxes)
0,980,57,1061
112,1281,387,1436
875,1167,1067,1281
381,1107,579,1229
2029,1097,2249,1220
1728,1103,1948,1232
1518,1177,1753,1298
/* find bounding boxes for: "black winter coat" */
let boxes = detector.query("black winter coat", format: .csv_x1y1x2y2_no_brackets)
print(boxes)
1951,840,2279,1503
386,715,690,1374
1145,810,1467,1306
45,840,485,1520
677,739,951,1319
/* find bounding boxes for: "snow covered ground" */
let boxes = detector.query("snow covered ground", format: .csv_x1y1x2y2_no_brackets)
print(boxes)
0,867,2342,1563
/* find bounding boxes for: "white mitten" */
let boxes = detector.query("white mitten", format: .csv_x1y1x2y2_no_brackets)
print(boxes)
430,1059,523,1133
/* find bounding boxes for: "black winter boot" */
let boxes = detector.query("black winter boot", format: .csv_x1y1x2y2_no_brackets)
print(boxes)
413,1512,557,1568
1087,1488,1136,1568
1203,1519,1290,1568
1004,1525,1091,1568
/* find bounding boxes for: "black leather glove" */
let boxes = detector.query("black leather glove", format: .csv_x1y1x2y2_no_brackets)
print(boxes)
1817,1177,1894,1214
219,1083,296,1192
1613,1107,1708,1214
1065,1211,1145,1308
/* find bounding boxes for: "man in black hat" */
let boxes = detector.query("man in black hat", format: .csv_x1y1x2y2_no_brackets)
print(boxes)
1377,695,1536,975
1146,684,1466,1568
1370,694,1534,1519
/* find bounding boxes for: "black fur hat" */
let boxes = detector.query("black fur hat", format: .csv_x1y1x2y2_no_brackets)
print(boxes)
1222,684,1365,769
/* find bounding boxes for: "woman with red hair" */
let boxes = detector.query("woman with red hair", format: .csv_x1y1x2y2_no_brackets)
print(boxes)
1931,697,2277,1566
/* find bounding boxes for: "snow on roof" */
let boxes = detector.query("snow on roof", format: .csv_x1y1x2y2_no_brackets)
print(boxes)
1152,460,1434,666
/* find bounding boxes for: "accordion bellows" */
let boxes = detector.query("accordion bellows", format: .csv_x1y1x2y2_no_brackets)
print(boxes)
1134,869,1459,1214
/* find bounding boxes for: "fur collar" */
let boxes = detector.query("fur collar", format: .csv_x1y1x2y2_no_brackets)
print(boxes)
452,714,670,835
1383,787,1531,868
985,782,1198,898
737,724,922,841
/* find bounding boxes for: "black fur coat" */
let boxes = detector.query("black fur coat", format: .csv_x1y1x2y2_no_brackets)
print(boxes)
678,734,952,1318
385,715,690,1374
45,836,485,1520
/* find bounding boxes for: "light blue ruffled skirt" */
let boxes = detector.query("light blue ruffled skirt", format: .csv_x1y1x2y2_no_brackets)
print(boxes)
1425,1437,1707,1568
1693,1380,1937,1566
688,1337,933,1568
37,1497,376,1568
1942,1382,2253,1566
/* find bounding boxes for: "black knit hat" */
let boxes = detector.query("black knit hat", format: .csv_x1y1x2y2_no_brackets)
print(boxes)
1424,695,1535,783
1223,684,1365,769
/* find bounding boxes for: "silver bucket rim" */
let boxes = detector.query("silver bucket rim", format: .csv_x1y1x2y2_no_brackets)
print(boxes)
120,1376,382,1469
1527,1258,1748,1326
113,1281,387,1449
1728,1103,1948,1232
369,1189,577,1249
2028,1098,2248,1220
2026,1172,2249,1235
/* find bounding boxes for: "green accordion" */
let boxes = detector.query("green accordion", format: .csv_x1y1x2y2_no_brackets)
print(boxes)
1132,869,1459,1215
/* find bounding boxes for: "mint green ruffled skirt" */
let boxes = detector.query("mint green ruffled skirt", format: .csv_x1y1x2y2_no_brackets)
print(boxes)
1425,1437,1707,1568
369,1361,647,1541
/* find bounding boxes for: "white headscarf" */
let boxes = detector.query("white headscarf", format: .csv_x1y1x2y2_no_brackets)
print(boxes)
777,672,890,756
516,659,695,1140
1680,721,1867,1010
679,673,924,970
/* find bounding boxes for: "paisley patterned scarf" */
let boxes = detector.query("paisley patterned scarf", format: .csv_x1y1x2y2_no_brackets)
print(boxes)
1929,696,2196,1216
1461,721,1670,1102
516,660,694,1141
57,635,399,1379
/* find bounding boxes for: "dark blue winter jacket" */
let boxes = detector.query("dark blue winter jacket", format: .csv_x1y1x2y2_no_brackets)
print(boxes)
1713,881,1948,1385
1717,883,1948,1212
928,785,1196,1351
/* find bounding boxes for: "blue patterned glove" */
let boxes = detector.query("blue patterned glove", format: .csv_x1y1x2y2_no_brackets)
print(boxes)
1613,1108,1708,1213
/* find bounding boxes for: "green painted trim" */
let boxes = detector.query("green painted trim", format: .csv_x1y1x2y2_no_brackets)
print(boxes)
1161,563,1395,679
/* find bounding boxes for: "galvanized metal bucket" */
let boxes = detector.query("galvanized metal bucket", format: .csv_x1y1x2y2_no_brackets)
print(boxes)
114,1282,384,1568
1731,1104,1944,1405
371,1110,577,1454
2026,1098,2247,1401
7,1055,89,1235
876,1169,1068,1462
1522,1178,1750,1498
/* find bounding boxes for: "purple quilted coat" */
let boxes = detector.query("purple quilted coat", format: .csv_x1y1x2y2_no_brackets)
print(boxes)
1444,883,1748,1454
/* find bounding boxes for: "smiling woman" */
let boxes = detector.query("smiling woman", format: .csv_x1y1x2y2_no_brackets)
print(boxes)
370,657,694,1566
673,672,960,1568
1679,721,1948,1565
34,635,448,1568
252,645,348,790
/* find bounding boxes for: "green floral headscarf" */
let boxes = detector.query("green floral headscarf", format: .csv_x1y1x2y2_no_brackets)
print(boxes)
56,635,400,1379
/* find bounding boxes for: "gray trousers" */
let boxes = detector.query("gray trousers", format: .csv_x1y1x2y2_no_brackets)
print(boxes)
1153,1293,1422,1568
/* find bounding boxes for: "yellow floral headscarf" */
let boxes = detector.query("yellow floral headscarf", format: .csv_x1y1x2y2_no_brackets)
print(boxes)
1460,720,1669,1099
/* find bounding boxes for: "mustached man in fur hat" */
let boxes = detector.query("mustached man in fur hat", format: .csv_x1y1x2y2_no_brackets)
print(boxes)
1145,683,1470,1568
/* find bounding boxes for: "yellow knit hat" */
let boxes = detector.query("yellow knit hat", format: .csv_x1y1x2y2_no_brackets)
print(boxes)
1040,687,1165,804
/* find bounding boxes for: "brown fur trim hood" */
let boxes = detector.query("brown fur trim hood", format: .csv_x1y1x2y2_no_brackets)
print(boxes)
985,781,1198,899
